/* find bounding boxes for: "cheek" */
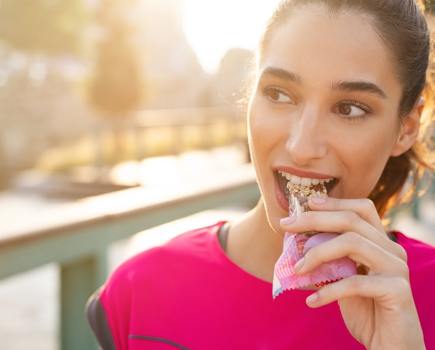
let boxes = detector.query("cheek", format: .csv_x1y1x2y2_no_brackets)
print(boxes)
247,99,287,191
248,101,271,156
249,105,274,139
336,124,397,197
248,98,288,150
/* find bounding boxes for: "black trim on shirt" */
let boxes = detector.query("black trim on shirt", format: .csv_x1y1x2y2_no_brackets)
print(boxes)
388,231,397,242
129,335,192,349
218,222,230,252
86,289,116,350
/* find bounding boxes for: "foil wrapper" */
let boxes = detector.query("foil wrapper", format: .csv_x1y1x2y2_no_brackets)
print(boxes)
272,192,357,298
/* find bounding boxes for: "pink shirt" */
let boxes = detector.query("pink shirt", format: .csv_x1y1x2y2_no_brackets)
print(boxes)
95,221,435,350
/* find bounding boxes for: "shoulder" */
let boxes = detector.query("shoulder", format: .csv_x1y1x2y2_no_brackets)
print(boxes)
100,220,225,300
87,221,225,349
393,230,435,344
394,230,435,276
112,220,223,279
393,230,435,289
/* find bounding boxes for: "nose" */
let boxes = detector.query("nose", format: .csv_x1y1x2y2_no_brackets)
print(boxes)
286,106,327,166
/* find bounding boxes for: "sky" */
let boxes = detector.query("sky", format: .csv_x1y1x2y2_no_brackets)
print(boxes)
182,0,279,73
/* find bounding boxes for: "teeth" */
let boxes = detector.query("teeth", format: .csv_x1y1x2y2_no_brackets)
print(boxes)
301,178,311,186
279,171,334,186
291,176,301,185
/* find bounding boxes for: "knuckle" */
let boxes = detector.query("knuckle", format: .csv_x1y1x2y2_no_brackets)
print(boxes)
345,211,360,227
341,231,359,246
364,198,376,212
396,244,408,262
300,211,313,225
394,277,411,297
345,275,363,292
396,259,410,278
304,246,318,262
306,211,320,226
303,249,312,262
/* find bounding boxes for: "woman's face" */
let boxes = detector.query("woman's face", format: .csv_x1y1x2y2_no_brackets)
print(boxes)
248,5,407,233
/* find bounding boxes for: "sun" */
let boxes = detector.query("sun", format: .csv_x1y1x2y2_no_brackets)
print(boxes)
182,0,279,73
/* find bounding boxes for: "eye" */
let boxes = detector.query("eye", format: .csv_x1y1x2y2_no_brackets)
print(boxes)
335,101,371,119
262,86,294,104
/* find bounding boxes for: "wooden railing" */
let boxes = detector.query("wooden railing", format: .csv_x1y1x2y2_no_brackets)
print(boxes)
0,164,259,350
91,107,247,169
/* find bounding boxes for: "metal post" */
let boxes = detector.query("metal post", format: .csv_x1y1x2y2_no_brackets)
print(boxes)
411,181,422,221
60,252,107,350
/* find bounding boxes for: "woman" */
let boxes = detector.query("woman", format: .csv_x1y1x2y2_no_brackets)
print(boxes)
87,1,435,349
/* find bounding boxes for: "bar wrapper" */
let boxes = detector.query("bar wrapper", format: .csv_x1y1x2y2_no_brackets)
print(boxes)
272,193,357,298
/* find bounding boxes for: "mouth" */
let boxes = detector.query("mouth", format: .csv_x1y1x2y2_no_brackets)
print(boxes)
273,169,339,211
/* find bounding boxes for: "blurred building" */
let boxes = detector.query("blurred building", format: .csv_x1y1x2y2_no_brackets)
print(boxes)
212,48,255,108
136,0,210,108
0,52,95,174
0,0,256,188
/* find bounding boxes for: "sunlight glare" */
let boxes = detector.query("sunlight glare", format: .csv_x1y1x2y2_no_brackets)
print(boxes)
182,0,279,73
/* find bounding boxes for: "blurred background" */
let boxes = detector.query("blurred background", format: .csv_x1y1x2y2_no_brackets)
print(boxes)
0,1,433,349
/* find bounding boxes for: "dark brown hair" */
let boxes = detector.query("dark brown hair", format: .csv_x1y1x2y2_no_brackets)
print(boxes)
256,0,434,218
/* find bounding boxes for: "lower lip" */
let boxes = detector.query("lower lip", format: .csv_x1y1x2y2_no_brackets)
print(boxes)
274,175,290,213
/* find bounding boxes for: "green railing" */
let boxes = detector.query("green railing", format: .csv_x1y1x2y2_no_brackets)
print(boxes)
0,165,259,350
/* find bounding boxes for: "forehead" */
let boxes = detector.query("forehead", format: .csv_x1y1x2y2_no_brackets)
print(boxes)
260,5,401,96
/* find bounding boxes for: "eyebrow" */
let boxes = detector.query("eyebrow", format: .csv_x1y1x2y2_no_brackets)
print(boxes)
332,80,387,99
260,67,302,84
260,66,387,99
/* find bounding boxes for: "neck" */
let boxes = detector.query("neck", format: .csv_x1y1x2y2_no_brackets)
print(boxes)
226,198,284,283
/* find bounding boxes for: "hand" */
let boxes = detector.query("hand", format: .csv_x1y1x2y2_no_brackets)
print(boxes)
280,197,426,350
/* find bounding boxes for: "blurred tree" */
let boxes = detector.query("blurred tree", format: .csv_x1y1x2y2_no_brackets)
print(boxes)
0,0,90,188
214,48,254,107
0,0,89,55
89,0,145,164
424,0,434,14
90,27,143,116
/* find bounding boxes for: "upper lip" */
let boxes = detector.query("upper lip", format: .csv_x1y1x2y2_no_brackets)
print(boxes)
275,165,336,180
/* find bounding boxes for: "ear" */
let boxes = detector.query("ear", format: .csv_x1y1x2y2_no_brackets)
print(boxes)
390,97,424,157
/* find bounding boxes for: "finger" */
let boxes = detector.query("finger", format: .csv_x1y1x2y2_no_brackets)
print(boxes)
308,197,384,232
281,210,407,262
295,231,409,277
305,274,412,308
307,196,407,262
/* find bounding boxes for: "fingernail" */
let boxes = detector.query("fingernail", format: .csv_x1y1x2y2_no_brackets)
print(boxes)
306,293,318,305
280,214,296,225
294,257,305,273
310,196,327,204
